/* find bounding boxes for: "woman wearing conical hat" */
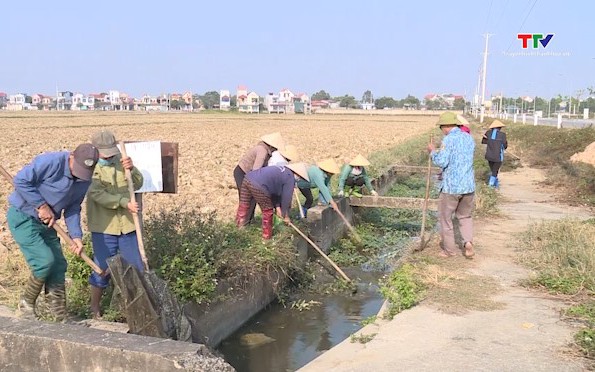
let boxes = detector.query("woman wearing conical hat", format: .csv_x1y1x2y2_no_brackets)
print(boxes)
337,154,378,197
234,132,285,222
267,145,299,167
296,159,341,217
236,163,309,239
481,120,508,188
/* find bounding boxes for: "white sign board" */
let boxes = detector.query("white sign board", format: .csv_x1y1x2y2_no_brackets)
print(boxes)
118,141,163,193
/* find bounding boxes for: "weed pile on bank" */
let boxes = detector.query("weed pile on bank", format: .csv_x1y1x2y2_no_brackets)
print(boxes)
517,218,595,360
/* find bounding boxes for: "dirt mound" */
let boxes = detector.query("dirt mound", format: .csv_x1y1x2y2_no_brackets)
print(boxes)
570,141,595,166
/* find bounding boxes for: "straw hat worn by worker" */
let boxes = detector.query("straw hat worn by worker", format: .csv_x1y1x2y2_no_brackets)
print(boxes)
236,162,309,239
268,144,299,167
481,120,508,188
233,132,286,222
337,154,378,197
296,158,341,217
427,111,476,259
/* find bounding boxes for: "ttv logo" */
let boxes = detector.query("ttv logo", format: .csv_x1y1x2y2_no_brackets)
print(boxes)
517,33,554,49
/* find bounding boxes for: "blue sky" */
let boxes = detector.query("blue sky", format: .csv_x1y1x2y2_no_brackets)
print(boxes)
1,0,592,100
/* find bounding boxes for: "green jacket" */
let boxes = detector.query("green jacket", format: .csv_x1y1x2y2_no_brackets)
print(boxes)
338,165,374,191
87,155,144,235
296,165,333,202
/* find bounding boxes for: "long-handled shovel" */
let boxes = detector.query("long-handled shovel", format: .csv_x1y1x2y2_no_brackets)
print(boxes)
110,142,191,341
119,141,149,270
417,135,433,251
334,207,362,244
0,165,103,275
294,188,305,219
288,221,352,283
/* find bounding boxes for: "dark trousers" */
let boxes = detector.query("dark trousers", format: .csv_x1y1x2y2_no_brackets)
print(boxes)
345,177,365,187
234,165,257,220
299,188,314,209
488,161,502,177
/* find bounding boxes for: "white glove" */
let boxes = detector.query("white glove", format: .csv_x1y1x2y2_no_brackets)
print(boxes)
371,190,378,196
337,190,344,197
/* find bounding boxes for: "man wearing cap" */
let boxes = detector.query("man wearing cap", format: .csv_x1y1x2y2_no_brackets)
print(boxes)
234,132,286,222
427,112,476,258
482,120,508,188
236,163,309,239
337,154,378,198
297,159,341,217
6,143,99,320
87,130,144,319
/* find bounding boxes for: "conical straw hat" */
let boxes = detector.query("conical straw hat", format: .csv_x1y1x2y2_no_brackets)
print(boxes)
456,115,469,125
286,162,309,182
317,158,341,174
349,154,370,167
489,120,506,129
261,132,285,150
280,144,299,161
437,111,459,126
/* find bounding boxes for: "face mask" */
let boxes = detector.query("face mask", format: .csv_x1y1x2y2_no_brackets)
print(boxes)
98,157,115,166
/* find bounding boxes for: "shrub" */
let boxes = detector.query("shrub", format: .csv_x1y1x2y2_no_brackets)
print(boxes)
380,263,424,319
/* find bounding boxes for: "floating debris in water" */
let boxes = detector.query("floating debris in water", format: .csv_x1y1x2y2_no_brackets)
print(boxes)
239,333,276,347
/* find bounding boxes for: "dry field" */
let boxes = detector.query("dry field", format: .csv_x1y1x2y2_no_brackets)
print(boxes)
0,111,437,247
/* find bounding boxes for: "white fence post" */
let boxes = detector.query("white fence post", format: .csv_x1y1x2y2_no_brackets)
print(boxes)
533,115,538,126
522,113,526,124
513,114,517,123
557,113,562,129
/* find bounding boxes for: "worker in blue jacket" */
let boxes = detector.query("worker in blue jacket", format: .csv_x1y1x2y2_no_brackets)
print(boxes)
482,120,508,188
6,144,99,321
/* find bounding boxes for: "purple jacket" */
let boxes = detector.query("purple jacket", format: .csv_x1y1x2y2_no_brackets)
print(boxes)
246,166,295,215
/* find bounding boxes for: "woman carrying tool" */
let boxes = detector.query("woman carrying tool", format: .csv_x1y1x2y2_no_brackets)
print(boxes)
481,120,508,188
296,159,341,217
87,130,144,319
6,143,99,321
236,163,310,239
337,154,378,197
233,132,286,222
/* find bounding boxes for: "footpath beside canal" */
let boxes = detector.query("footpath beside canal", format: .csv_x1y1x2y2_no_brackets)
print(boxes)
300,166,592,371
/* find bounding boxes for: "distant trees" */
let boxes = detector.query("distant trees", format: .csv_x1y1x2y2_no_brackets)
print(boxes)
336,94,357,108
311,90,331,100
199,91,220,109
362,90,373,104
374,96,398,109
452,97,466,110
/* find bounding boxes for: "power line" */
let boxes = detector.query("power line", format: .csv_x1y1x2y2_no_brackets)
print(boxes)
505,0,539,52
494,0,510,28
484,0,494,32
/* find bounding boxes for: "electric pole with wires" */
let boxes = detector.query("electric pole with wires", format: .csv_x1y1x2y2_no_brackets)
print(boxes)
480,33,493,123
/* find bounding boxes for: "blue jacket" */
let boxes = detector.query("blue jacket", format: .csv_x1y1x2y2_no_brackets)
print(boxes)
431,127,476,195
8,152,91,238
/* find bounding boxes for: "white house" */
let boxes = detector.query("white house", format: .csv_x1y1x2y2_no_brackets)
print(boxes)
220,90,231,110
237,86,259,113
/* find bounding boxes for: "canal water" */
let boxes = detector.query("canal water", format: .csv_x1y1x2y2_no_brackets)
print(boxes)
219,173,437,371
218,271,384,372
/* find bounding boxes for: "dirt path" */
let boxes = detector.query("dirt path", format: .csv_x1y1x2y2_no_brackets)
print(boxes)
300,166,592,371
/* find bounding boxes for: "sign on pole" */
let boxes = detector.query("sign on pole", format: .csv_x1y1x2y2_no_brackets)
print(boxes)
119,141,164,193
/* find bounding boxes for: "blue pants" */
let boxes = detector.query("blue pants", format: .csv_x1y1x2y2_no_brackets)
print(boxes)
89,232,143,288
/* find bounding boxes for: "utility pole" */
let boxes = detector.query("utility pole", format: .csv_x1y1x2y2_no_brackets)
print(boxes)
480,34,493,123
499,91,503,115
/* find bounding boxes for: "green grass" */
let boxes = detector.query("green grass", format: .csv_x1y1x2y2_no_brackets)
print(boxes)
379,263,424,319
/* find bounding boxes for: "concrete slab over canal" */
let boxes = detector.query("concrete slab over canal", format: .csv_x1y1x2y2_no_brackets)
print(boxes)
0,315,234,372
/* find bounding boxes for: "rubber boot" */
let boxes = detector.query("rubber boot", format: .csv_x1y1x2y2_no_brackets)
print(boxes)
261,209,274,240
301,206,308,219
235,202,250,228
46,282,67,322
90,285,104,320
18,275,45,319
494,177,499,188
488,176,497,187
